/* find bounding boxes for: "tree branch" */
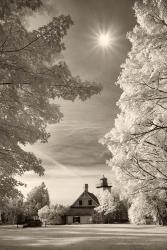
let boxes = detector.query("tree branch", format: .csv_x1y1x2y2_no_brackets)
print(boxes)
134,157,157,179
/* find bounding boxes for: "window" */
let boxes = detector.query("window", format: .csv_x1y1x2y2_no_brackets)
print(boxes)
88,200,92,206
79,200,82,206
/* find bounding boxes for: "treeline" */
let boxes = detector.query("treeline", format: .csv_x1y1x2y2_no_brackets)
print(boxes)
0,182,67,225
94,190,128,224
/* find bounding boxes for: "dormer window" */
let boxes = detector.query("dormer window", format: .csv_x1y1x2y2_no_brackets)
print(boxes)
79,200,82,206
88,200,92,206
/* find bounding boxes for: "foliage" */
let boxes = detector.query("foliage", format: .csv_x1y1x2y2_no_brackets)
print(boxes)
128,192,167,225
95,190,128,223
102,0,167,197
112,199,129,223
38,203,67,225
0,0,42,19
38,205,50,224
0,0,101,200
95,190,116,215
0,197,24,224
25,182,50,216
47,204,67,224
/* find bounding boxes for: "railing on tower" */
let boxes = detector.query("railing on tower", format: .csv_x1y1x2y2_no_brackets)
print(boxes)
96,181,112,188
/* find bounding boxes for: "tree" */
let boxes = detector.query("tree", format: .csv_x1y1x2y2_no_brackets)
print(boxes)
95,190,128,223
128,192,167,225
38,203,67,225
26,182,50,216
0,196,24,224
47,204,67,225
95,190,116,223
0,0,101,200
38,205,50,226
95,190,116,215
102,0,167,197
128,194,155,225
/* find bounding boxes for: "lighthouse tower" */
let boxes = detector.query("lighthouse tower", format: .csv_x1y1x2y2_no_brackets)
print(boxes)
96,175,112,193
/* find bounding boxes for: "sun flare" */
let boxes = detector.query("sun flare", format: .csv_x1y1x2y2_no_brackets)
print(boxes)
90,26,118,53
98,33,111,48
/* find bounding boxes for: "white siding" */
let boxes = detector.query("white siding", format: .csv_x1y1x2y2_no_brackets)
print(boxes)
66,216,92,224
80,216,92,224
66,216,73,224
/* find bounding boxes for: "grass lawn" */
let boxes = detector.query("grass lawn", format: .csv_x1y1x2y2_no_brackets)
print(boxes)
0,224,167,250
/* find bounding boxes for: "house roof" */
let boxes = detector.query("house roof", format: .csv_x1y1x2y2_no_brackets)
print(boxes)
87,192,99,205
65,207,94,216
71,191,99,207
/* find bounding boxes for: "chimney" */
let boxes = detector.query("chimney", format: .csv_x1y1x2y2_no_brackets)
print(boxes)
84,184,88,192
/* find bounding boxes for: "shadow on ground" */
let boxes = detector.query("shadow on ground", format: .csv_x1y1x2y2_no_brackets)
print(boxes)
0,224,167,250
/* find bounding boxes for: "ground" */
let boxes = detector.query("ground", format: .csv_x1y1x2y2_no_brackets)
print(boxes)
0,224,167,250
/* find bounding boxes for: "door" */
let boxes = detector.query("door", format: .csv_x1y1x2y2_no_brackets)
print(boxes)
73,216,80,223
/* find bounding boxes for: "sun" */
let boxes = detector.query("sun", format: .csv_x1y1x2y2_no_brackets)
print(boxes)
90,27,117,53
98,33,111,48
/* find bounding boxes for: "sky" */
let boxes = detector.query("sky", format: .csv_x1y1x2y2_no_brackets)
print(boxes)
20,0,137,205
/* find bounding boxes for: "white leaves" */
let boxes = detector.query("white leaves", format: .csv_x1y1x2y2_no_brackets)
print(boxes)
128,193,154,224
38,205,50,219
102,0,167,201
128,192,167,225
95,190,116,215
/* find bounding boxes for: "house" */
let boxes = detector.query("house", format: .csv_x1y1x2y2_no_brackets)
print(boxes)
65,184,99,224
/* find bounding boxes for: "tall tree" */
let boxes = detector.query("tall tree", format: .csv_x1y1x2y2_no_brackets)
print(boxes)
26,182,50,216
102,0,167,197
0,0,101,200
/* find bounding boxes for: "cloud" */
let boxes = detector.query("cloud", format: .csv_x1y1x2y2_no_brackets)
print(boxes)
25,123,108,169
21,112,113,205
19,164,112,205
18,0,131,204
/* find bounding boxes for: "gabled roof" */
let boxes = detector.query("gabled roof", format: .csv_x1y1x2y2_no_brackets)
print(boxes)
87,192,99,205
71,191,99,208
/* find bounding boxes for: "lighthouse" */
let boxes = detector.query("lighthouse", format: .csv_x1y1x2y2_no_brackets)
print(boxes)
96,175,112,193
